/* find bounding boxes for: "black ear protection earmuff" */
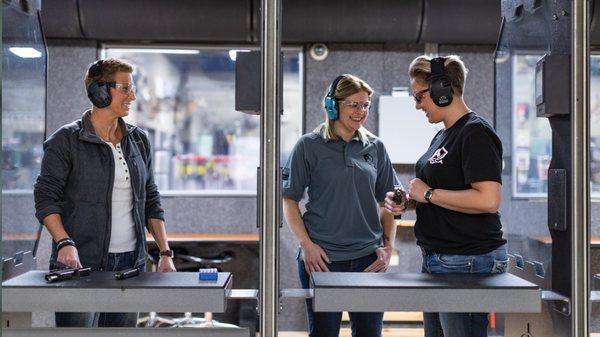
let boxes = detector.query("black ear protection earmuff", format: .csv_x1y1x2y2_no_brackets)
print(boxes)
86,60,114,108
323,75,346,120
428,57,453,107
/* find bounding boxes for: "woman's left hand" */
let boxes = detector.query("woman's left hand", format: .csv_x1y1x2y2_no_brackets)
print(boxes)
384,191,407,216
157,256,177,272
408,178,430,203
363,246,393,272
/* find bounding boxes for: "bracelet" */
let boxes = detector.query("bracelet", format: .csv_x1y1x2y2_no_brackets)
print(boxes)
56,238,75,252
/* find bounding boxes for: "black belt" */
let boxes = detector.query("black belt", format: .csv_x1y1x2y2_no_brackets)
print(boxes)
420,247,436,256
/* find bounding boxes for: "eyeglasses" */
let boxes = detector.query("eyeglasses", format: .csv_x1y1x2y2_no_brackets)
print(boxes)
112,83,136,95
340,100,371,111
413,88,429,103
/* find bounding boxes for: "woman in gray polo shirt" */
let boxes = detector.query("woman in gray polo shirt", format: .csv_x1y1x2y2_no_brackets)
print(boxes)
282,74,397,337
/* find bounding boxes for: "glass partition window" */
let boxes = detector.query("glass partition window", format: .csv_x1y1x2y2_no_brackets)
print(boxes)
104,47,302,194
2,11,46,192
512,54,551,197
512,54,600,197
2,4,47,258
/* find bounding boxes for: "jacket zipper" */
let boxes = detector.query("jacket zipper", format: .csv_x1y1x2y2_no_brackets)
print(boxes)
123,139,142,266
101,142,115,270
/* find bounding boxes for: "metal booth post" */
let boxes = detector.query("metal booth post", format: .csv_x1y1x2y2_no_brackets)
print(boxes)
571,0,590,336
259,0,282,336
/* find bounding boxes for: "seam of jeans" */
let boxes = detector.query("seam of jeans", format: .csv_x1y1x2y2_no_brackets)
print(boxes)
435,254,474,270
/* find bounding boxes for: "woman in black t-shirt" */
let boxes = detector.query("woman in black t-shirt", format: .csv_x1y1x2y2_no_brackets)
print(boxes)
385,55,507,337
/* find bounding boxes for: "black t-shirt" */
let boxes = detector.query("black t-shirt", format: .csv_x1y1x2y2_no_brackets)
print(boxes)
414,112,506,255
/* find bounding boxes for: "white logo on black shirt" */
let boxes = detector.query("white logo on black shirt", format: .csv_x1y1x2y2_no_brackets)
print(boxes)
428,147,448,164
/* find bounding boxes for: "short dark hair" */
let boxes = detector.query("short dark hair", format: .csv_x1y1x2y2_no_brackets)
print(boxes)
84,58,133,87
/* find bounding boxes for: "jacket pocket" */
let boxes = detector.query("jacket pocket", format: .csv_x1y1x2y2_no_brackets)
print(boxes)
69,202,105,266
61,204,79,233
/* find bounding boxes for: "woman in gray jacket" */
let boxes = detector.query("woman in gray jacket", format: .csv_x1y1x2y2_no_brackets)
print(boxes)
34,58,176,327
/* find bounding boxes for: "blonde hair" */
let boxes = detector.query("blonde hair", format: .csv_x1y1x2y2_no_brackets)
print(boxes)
84,58,133,87
316,74,374,145
408,55,468,95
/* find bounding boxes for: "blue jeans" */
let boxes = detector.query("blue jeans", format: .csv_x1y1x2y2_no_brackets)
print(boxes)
298,252,383,337
55,251,143,327
421,245,508,337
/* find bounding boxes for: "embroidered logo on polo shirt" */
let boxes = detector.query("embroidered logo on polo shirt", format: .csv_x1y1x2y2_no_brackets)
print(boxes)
428,147,448,164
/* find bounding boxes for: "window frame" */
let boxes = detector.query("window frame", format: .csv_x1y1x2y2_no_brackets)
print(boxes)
101,43,304,197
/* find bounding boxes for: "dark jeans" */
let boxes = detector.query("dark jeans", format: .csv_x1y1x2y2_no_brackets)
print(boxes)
298,252,383,337
55,251,142,327
421,245,508,337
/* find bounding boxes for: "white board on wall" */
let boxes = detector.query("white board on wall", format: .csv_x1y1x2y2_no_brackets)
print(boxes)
378,95,443,164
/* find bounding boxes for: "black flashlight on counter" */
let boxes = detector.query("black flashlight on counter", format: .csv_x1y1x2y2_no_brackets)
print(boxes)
115,267,140,280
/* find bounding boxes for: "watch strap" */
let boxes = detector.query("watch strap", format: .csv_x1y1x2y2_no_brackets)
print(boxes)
159,250,174,258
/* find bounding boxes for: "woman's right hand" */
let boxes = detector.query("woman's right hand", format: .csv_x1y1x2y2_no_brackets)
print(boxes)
384,191,406,216
301,241,330,272
57,245,82,269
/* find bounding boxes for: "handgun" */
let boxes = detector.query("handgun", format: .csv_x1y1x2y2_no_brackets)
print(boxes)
45,267,91,283
393,186,417,210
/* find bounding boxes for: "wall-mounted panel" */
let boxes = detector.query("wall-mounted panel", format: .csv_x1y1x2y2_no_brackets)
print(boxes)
592,0,600,45
78,0,251,42
379,95,442,164
277,0,422,43
40,0,83,38
420,0,501,44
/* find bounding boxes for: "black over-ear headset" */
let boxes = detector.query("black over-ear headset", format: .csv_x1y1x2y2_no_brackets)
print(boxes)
323,75,346,120
428,57,453,107
86,60,115,108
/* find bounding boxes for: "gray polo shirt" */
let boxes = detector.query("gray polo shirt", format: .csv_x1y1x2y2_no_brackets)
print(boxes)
282,130,397,261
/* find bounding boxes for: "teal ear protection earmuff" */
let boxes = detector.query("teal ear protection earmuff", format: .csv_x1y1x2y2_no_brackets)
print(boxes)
428,57,454,107
323,75,345,120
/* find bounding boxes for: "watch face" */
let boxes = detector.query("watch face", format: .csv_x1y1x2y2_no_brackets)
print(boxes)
425,189,433,201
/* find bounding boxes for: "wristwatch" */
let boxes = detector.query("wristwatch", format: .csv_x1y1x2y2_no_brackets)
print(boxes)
424,188,435,203
159,250,174,258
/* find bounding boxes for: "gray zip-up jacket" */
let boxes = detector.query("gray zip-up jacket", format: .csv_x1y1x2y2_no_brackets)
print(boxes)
34,110,164,270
